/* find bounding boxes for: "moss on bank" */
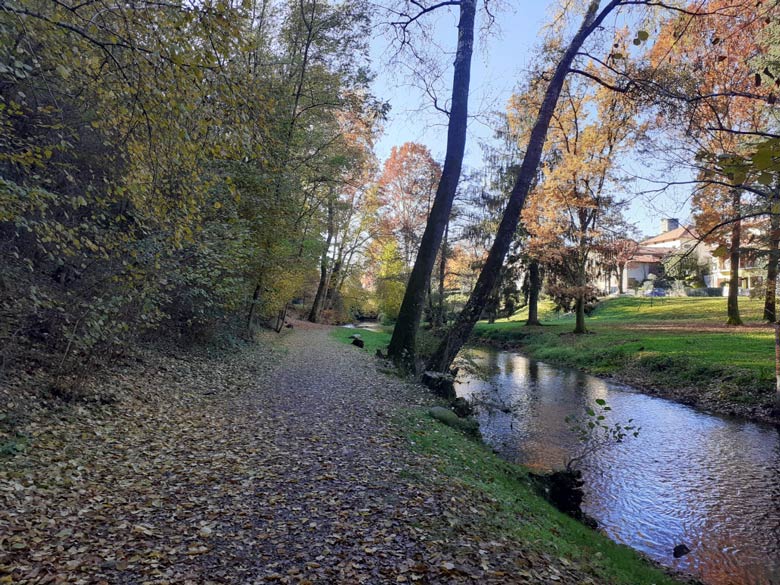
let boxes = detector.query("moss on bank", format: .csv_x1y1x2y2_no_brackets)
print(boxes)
401,409,683,585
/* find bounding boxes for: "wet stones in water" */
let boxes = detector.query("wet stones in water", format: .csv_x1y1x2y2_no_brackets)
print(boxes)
673,544,691,558
451,396,474,418
421,371,456,399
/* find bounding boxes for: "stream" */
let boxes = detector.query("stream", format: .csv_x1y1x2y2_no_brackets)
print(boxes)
455,347,780,585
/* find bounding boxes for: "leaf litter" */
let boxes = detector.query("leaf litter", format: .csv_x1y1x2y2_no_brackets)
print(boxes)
1,327,589,583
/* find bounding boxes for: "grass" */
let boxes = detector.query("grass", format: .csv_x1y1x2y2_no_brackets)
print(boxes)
473,296,776,407
331,326,391,355
401,409,682,585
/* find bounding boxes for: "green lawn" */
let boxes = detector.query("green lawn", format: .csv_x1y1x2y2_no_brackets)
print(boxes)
474,296,776,407
332,298,776,408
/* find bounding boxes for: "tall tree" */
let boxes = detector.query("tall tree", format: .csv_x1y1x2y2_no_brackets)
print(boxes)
385,0,476,365
426,0,677,372
523,83,636,333
377,142,442,268
650,0,777,325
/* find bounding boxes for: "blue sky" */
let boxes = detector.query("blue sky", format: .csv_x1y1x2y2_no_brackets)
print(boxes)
368,2,693,239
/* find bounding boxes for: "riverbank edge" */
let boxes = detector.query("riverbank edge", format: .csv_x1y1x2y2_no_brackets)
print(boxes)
333,329,693,584
469,332,780,426
397,407,696,585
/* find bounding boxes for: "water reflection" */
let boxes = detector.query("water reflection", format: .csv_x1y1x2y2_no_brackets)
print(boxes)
456,348,780,585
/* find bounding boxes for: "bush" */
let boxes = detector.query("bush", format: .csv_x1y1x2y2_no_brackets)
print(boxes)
685,287,722,297
546,283,599,314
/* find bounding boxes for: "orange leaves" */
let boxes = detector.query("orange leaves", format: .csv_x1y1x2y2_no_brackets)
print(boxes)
514,80,635,261
376,142,442,265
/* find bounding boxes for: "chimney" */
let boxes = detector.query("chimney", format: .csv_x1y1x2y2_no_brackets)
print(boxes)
660,218,679,233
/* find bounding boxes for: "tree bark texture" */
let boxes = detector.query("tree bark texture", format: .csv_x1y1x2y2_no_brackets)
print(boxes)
764,192,780,322
386,0,476,364
727,189,743,326
574,295,586,334
436,223,448,328
526,259,541,326
309,197,335,322
427,0,609,373
775,322,780,407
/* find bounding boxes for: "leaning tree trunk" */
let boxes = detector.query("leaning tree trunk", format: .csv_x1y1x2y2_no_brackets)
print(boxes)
764,191,780,322
246,282,262,335
526,259,542,326
435,222,448,329
309,198,335,323
727,189,743,326
386,0,476,365
427,0,607,373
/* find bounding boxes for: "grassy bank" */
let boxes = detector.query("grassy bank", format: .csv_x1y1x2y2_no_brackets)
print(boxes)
331,326,391,354
332,329,684,583
474,297,777,418
401,409,684,585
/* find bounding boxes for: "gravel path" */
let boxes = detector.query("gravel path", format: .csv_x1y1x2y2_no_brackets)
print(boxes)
0,327,583,584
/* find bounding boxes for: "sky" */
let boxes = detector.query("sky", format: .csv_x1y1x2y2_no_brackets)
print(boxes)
367,2,693,239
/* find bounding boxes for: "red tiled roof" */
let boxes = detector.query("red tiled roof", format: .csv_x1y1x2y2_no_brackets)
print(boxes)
640,226,699,246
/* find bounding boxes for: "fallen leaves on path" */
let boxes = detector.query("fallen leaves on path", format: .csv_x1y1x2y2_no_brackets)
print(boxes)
1,330,585,583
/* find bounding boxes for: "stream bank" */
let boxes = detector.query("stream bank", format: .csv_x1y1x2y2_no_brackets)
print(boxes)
470,331,780,426
454,347,780,585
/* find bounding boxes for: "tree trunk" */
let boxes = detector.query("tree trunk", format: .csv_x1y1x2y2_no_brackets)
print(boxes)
308,251,330,323
775,322,780,408
526,259,542,326
617,264,625,294
309,197,335,323
764,191,780,322
727,189,743,326
427,0,607,373
426,281,434,327
325,260,341,311
386,0,476,365
247,282,262,335
435,223,448,328
574,294,587,334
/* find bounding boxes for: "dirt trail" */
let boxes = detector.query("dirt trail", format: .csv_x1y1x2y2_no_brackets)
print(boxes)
0,328,584,584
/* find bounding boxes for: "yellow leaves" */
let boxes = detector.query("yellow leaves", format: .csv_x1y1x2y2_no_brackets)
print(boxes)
185,544,209,555
132,523,155,537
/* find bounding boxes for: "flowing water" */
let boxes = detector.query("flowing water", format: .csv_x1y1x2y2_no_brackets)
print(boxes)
455,348,780,585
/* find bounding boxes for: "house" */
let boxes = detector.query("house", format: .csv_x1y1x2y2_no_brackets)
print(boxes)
620,218,707,292
704,221,767,294
615,217,766,296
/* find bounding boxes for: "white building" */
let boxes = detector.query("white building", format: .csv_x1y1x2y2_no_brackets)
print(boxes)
621,219,707,292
